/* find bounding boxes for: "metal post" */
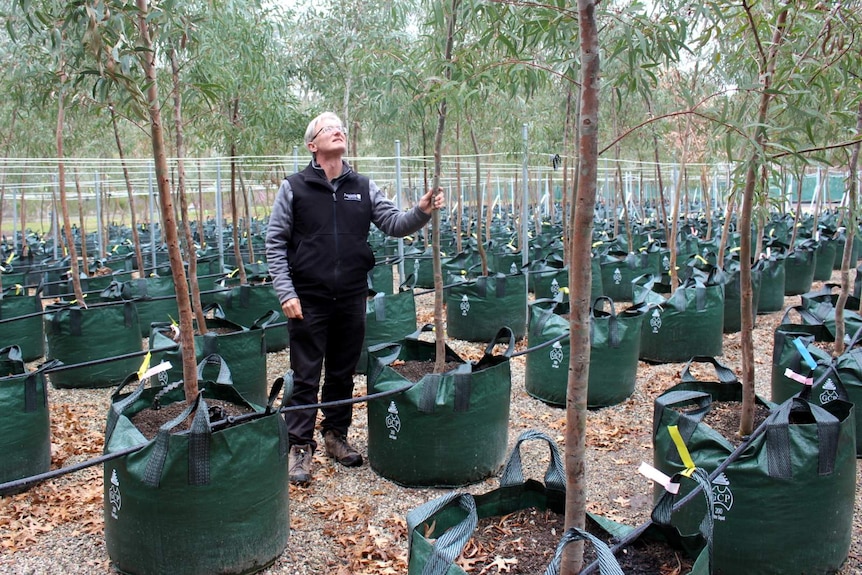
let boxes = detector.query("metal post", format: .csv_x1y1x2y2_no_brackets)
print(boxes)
148,163,157,269
11,186,17,253
52,174,59,261
293,146,299,173
94,171,103,258
216,158,224,271
395,140,405,282
521,124,529,268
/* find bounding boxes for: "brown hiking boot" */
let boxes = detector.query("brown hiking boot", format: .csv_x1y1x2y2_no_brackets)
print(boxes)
288,444,313,485
322,430,363,467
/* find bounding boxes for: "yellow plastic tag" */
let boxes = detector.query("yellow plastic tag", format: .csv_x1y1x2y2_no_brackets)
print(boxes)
695,255,709,265
137,351,152,381
668,425,697,477
5,252,14,264
592,241,604,248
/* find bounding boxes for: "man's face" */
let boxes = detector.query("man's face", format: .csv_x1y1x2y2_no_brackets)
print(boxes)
307,120,347,158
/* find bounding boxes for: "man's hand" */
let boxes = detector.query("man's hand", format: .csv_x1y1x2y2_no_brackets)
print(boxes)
418,187,445,215
282,298,303,320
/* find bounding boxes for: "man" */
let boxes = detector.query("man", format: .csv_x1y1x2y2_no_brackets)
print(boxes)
266,111,444,485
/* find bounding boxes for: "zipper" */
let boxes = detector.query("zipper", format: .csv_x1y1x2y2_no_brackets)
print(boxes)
332,190,339,293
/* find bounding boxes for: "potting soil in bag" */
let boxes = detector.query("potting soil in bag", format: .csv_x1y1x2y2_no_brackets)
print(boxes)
0,346,52,485
103,375,289,575
366,327,512,487
654,358,855,575
44,301,142,389
446,272,527,341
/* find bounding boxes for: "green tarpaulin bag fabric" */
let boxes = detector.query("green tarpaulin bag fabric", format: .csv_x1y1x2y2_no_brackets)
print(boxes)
773,328,862,456
102,373,290,575
634,273,724,363
44,301,142,389
784,241,818,296
524,296,645,407
720,257,761,333
799,283,862,342
148,313,268,407
0,284,45,361
813,237,837,280
405,430,568,575
366,327,513,487
103,275,181,337
770,306,833,399
0,346,52,485
599,250,655,302
446,272,527,341
212,282,288,352
358,275,417,375
755,254,786,313
654,359,855,575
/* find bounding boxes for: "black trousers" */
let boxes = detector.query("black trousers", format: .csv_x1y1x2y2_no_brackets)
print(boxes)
285,293,366,450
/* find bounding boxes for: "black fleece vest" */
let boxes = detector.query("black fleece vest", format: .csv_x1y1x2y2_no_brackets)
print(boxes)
286,165,374,299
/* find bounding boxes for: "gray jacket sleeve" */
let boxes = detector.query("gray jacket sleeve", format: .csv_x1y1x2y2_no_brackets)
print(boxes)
369,179,431,237
265,178,297,305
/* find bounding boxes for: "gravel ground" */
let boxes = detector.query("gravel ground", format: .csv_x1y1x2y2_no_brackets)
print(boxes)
1,277,861,575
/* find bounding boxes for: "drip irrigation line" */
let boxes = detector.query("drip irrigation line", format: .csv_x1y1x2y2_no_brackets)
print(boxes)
41,345,180,374
579,416,771,575
0,378,419,495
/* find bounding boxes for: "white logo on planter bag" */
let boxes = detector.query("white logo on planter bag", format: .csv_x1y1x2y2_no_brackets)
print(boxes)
550,278,560,297
613,268,622,285
712,473,733,520
549,341,564,368
820,378,840,404
385,401,401,440
662,255,670,271
109,469,122,519
650,308,662,333
460,295,471,316
413,258,420,277
158,369,169,386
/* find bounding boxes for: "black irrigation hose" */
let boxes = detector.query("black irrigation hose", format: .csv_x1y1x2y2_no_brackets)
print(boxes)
510,332,567,358
41,345,181,374
579,416,772,575
0,378,419,495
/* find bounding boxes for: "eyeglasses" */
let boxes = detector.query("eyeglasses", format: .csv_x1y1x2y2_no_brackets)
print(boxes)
311,124,347,141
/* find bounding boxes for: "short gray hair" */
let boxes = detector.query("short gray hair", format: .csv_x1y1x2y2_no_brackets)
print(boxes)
304,112,342,145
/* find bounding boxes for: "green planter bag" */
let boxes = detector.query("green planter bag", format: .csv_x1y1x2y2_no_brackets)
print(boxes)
756,254,786,314
103,374,290,575
599,250,654,302
405,430,567,574
366,327,513,487
212,282,288,352
784,241,817,296
634,273,724,363
813,237,837,280
720,257,761,333
0,284,45,361
0,346,52,485
44,301,142,389
654,358,855,575
148,314,268,407
799,283,862,342
358,276,417,375
446,272,527,342
111,275,182,337
524,297,645,407
770,307,833,401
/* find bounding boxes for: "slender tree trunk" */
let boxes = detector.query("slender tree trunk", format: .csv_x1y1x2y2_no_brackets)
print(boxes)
238,166,254,263
717,190,737,269
562,1,599,573
454,121,463,253
432,0,458,373
469,125,487,276
171,48,208,336
136,0,198,400
111,105,146,277
56,85,86,306
739,2,790,437
229,135,247,284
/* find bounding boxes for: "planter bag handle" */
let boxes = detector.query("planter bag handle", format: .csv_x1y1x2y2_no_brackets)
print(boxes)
0,345,25,375
499,429,566,491
779,305,824,328
406,492,478,575
591,296,620,348
399,272,417,291
652,390,713,446
680,356,738,385
106,374,149,442
142,390,212,487
651,467,715,564
844,323,862,351
766,395,841,479
531,298,567,335
251,309,280,331
483,325,516,359
196,353,233,386
544,527,624,575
